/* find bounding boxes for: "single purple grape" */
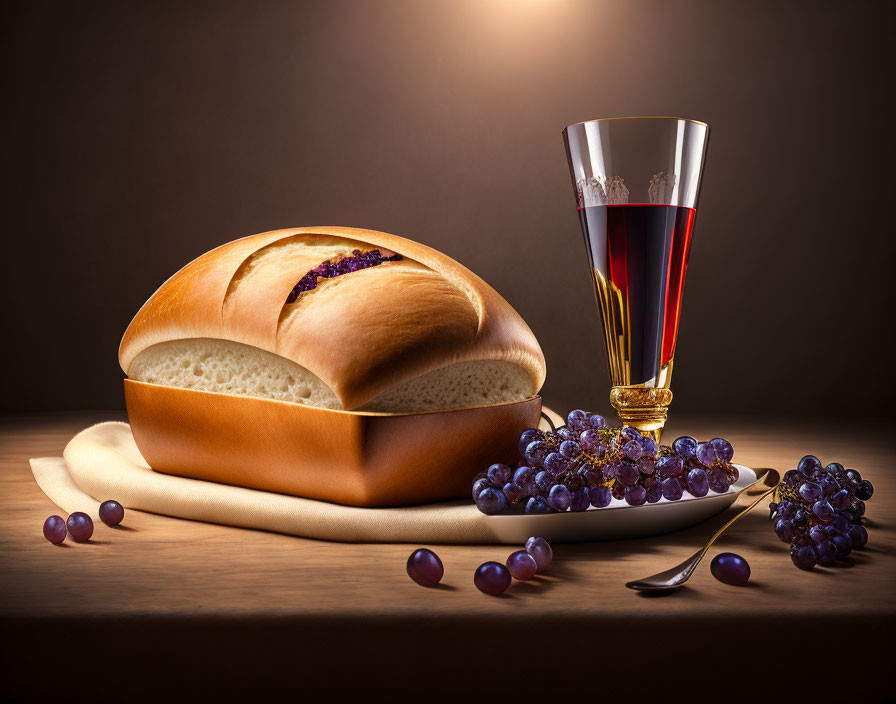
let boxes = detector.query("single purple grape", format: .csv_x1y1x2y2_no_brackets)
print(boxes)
832,514,851,533
832,534,852,558
855,480,874,501
534,471,554,494
845,469,862,487
696,442,720,467
556,426,577,442
547,484,571,512
816,540,837,564
809,525,827,544
824,462,844,476
848,524,868,548
799,482,822,502
475,487,506,515
710,552,750,586
66,512,93,542
798,455,822,476
43,515,66,544
791,544,816,570
487,463,512,486
569,489,590,512
589,485,612,508
831,489,851,510
644,478,663,503
585,414,606,430
524,440,548,468
611,481,626,500
581,464,602,487
624,484,647,506
407,548,444,586
638,457,656,476
99,500,125,527
474,562,512,596
472,477,491,501
707,469,729,494
559,440,581,460
620,427,641,444
617,462,639,486
602,462,619,480
655,455,683,479
513,466,534,489
817,476,836,498
687,468,709,497
662,477,683,501
623,440,643,461
566,409,587,431
544,452,567,477
565,473,584,492
710,438,734,463
774,519,794,543
502,483,524,503
579,430,600,453
640,436,659,457
672,436,697,459
505,550,538,581
525,496,549,514
525,537,553,571
812,500,834,523
518,429,542,457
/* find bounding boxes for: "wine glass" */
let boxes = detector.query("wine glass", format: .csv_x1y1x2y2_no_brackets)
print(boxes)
562,116,710,441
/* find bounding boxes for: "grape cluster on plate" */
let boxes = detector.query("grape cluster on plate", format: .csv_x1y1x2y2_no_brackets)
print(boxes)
770,455,873,570
472,409,740,515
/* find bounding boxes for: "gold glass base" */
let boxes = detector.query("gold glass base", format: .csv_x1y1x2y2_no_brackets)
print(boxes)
609,386,673,443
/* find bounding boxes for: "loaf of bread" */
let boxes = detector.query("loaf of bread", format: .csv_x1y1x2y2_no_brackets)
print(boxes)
120,226,546,413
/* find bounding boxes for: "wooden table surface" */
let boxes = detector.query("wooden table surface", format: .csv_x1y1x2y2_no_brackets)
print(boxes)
2,412,893,700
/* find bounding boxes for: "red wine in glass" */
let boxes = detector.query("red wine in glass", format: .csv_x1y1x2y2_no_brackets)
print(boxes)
577,203,695,388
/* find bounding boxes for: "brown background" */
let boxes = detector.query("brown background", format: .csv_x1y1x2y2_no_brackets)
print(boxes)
3,0,893,418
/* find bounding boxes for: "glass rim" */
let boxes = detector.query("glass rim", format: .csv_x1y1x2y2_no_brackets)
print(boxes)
563,115,709,132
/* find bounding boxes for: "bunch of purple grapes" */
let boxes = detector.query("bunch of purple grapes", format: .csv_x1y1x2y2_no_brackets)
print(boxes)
472,409,740,515
770,455,873,570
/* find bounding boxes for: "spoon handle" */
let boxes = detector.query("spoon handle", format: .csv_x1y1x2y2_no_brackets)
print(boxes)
694,485,777,562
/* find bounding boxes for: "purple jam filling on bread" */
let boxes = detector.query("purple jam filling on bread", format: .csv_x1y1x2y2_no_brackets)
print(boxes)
286,249,403,303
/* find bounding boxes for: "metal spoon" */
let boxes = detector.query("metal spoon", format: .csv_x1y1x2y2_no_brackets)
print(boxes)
625,467,780,591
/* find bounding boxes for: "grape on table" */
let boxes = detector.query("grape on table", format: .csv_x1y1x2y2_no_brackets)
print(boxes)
525,536,552,571
66,512,94,542
406,548,444,587
43,515,67,544
99,500,125,527
710,553,750,586
506,550,538,581
474,562,511,596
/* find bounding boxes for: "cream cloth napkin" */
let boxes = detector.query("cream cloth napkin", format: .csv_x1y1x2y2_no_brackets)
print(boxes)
29,419,556,544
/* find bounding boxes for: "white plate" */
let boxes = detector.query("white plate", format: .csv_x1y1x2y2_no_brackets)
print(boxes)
483,464,757,543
